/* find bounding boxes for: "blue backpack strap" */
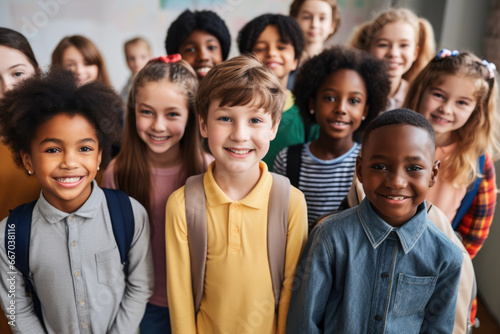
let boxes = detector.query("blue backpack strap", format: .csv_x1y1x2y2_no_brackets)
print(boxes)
5,200,44,325
102,188,135,274
452,155,486,229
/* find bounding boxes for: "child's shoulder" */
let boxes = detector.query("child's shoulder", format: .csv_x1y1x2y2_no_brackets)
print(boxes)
314,206,361,235
423,219,463,262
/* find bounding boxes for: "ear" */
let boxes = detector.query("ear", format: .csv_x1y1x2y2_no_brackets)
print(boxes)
291,57,299,72
270,118,281,141
355,156,363,184
429,160,440,187
20,151,34,175
413,44,420,62
329,23,336,36
363,105,370,120
199,114,208,138
97,148,103,169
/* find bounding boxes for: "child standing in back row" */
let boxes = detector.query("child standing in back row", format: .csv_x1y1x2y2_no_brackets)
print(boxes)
349,8,435,112
273,46,389,228
165,55,308,334
102,54,211,334
287,109,463,333
120,37,152,104
0,68,153,333
238,14,319,169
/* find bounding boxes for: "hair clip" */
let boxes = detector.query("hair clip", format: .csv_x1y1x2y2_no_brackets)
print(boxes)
437,49,459,59
149,54,182,63
482,60,496,79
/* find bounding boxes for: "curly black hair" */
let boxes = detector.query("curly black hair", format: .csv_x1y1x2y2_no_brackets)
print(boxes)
237,13,304,61
293,46,390,141
165,9,231,60
0,67,122,168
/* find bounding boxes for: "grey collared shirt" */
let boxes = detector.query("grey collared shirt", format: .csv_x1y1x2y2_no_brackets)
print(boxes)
0,181,154,333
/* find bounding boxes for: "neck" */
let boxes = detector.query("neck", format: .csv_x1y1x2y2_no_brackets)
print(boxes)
434,132,454,147
213,163,262,201
309,134,355,160
389,77,402,98
280,74,290,89
304,43,324,60
147,143,182,169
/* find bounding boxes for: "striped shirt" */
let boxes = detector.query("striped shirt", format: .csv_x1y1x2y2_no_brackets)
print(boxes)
273,142,360,228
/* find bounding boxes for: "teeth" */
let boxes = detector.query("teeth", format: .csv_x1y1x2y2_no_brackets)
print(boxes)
228,148,251,154
197,67,211,74
149,134,168,141
387,196,405,200
332,122,347,125
56,177,82,183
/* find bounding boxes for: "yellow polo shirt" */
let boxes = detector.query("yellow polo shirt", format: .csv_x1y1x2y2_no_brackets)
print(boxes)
166,161,308,334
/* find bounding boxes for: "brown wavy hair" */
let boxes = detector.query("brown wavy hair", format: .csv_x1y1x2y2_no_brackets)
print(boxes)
289,0,341,40
51,35,111,87
113,59,204,221
404,51,500,187
348,8,435,83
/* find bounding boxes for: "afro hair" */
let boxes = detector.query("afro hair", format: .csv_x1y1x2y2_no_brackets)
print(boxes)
165,10,231,60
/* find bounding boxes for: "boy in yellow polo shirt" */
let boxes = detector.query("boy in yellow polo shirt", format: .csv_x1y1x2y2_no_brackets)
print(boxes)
165,54,308,334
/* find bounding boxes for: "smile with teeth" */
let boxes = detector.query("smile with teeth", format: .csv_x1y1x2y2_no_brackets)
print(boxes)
196,67,211,74
55,177,83,183
226,148,252,154
384,195,407,200
148,134,169,141
431,115,451,123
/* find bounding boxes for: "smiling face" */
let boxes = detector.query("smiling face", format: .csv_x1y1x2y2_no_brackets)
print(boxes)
369,20,419,80
21,113,102,213
296,0,334,45
0,45,36,99
135,81,189,167
178,30,223,80
125,42,151,75
357,124,438,227
252,25,298,88
417,74,477,146
62,45,99,85
312,69,368,148
199,99,279,179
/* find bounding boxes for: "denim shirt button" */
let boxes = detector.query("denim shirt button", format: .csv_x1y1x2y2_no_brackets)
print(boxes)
374,315,382,321
381,272,389,278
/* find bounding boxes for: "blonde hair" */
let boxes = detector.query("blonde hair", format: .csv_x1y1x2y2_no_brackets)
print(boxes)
348,8,435,83
404,51,500,187
196,54,286,125
124,37,151,56
114,59,204,223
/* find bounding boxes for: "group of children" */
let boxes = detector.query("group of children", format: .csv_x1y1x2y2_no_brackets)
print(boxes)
0,1,499,333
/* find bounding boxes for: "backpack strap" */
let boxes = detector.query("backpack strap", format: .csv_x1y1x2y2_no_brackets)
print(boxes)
452,155,486,229
286,144,303,188
6,200,44,325
268,173,290,311
102,188,135,274
184,174,207,315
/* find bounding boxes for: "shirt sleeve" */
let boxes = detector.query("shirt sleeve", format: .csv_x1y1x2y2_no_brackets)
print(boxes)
108,198,154,334
272,147,288,177
456,154,496,258
0,217,47,333
276,187,308,333
286,224,333,334
165,187,197,334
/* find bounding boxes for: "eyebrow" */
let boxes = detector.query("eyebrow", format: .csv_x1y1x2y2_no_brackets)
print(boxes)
369,154,425,162
429,87,474,102
8,63,30,70
40,138,97,145
322,88,365,97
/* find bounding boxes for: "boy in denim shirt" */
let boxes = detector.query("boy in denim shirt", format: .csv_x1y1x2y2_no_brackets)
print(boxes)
287,109,463,333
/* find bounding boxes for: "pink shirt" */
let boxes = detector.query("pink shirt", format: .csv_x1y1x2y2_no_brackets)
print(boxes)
426,144,467,223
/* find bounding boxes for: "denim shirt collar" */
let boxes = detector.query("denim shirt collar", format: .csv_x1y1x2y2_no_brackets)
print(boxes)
358,198,428,254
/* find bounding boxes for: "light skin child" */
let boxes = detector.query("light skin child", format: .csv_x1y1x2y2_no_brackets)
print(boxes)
356,123,439,227
252,26,298,89
309,68,368,160
125,41,151,75
294,0,335,61
135,80,190,168
62,46,99,86
0,45,36,98
178,30,223,80
20,113,102,213
199,100,279,200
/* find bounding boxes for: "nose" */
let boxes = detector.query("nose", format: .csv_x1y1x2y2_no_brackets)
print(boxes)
267,45,278,58
151,116,167,132
440,100,453,115
61,151,78,169
196,47,209,62
230,122,249,142
387,45,400,58
334,98,348,115
312,16,320,28
385,168,407,189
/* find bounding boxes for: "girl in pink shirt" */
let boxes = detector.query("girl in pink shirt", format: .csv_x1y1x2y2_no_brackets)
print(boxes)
102,55,211,333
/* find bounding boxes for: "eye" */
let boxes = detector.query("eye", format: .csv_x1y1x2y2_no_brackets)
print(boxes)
376,43,389,48
250,118,262,124
208,45,218,51
167,111,180,117
349,98,361,104
184,47,195,53
371,164,387,170
253,47,266,53
140,109,153,116
432,92,444,100
13,71,24,78
218,116,231,122
407,165,423,172
324,95,336,102
400,43,409,48
80,146,94,152
45,147,60,153
457,100,469,107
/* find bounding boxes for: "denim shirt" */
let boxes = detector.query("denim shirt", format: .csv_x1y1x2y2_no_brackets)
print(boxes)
287,199,463,334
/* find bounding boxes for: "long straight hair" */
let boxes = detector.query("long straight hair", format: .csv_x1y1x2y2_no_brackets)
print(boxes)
113,59,204,220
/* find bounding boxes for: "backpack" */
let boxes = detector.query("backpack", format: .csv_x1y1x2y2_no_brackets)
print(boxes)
5,188,135,325
285,144,303,188
184,173,290,315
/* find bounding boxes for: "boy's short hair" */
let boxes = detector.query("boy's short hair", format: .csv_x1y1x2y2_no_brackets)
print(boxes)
237,13,305,61
196,54,286,125
124,37,151,55
362,108,435,153
0,67,122,168
165,9,231,60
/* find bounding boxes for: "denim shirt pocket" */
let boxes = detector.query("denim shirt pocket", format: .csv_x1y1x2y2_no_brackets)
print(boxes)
95,247,123,286
393,273,437,316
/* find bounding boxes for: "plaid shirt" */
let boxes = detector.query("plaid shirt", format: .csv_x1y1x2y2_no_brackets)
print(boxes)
456,153,496,259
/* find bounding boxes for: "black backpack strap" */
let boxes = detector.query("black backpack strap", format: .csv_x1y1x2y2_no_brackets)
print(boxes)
6,200,44,325
286,144,303,188
102,188,135,274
